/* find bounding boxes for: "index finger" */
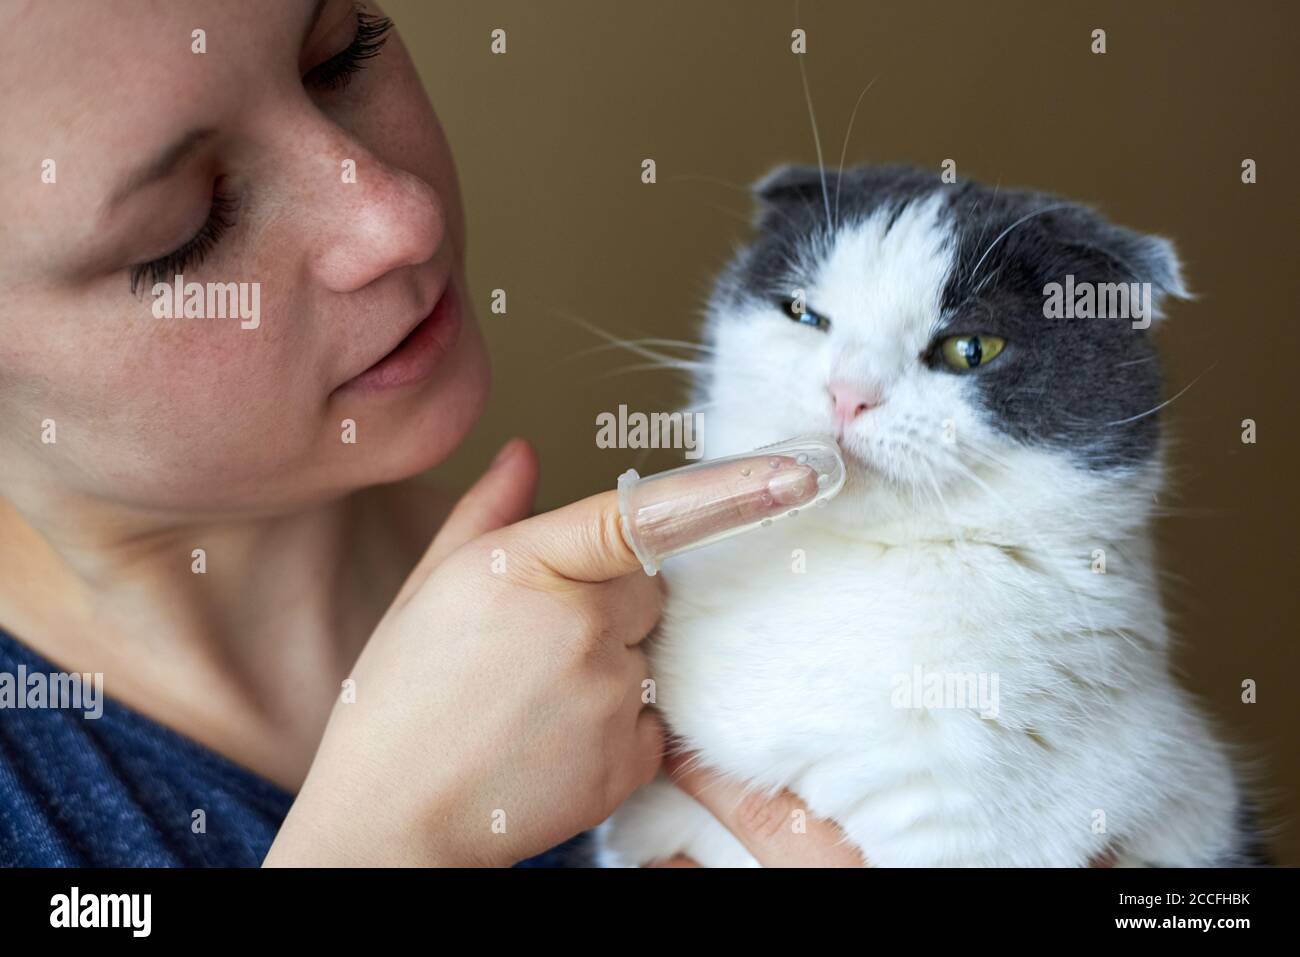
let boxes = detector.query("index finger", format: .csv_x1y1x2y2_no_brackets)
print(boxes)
517,436,845,583
617,435,846,575
666,752,866,868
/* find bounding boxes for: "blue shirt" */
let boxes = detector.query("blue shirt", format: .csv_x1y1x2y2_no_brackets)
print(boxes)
0,628,583,866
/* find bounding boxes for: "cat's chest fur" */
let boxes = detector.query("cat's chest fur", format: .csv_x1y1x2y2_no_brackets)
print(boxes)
611,509,1236,867
653,513,1146,768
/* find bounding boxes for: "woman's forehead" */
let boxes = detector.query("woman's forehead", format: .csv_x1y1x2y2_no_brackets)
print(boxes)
0,0,323,143
0,0,328,255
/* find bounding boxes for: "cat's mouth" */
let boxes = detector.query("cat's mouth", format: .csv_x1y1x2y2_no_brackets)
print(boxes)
832,434,908,490
831,436,879,481
834,430,873,468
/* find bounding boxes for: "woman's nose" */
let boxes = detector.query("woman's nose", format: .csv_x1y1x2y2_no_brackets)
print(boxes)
311,161,446,294
828,381,881,428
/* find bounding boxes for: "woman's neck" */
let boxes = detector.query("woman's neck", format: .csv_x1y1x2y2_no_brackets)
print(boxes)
0,479,451,791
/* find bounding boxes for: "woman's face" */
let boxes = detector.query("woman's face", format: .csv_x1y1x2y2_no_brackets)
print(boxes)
0,0,489,519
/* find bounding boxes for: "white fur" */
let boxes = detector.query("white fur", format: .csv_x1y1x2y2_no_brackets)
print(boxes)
599,199,1240,867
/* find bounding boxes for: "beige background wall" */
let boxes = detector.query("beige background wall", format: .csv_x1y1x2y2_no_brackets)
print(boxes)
387,0,1299,864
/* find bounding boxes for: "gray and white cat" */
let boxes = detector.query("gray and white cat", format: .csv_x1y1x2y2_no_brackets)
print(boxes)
598,164,1264,867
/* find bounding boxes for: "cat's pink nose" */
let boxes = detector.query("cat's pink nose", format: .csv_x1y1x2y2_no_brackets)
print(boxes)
829,382,880,428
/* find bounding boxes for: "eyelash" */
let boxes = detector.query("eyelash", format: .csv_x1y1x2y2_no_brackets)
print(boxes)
129,182,238,297
127,10,393,294
304,10,393,91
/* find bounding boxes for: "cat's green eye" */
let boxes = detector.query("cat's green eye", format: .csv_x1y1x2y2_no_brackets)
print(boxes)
940,334,1006,370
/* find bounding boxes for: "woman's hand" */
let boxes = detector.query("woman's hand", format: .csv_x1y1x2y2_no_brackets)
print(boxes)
651,752,866,867
654,755,1120,867
266,439,664,866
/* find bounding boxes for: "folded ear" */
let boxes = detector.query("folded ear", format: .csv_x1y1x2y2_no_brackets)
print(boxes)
1121,232,1191,308
1061,214,1193,321
750,164,831,227
752,164,829,204
751,162,941,230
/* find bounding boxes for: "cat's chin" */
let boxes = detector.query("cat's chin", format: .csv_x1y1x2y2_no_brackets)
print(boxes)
826,452,909,507
833,453,938,511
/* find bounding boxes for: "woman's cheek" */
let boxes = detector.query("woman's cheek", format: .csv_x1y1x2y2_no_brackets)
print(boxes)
83,310,332,500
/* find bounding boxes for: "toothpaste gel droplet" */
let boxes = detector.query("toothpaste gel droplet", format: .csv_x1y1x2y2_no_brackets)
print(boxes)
616,435,846,575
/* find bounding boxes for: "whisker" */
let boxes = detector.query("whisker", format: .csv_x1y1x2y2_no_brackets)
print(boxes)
1103,368,1211,426
569,338,717,360
833,75,879,228
794,0,833,232
969,202,1072,282
1114,355,1157,368
553,311,710,370
594,360,707,378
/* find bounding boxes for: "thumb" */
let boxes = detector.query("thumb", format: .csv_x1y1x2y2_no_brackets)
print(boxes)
396,439,539,604
511,487,645,584
429,438,540,561
514,449,824,584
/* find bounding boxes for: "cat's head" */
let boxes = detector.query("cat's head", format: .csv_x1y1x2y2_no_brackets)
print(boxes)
699,164,1189,527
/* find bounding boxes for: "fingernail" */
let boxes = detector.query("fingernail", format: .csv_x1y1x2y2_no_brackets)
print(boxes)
616,435,846,575
767,465,819,507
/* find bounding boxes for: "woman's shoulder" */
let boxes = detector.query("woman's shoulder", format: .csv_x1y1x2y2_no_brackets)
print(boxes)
0,627,292,867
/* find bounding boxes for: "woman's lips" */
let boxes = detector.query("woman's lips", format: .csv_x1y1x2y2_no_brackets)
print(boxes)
336,283,463,396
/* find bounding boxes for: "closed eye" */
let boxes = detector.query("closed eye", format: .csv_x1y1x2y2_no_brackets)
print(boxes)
303,9,393,92
128,180,239,296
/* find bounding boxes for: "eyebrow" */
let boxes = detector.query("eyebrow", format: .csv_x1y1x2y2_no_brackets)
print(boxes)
99,0,333,216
